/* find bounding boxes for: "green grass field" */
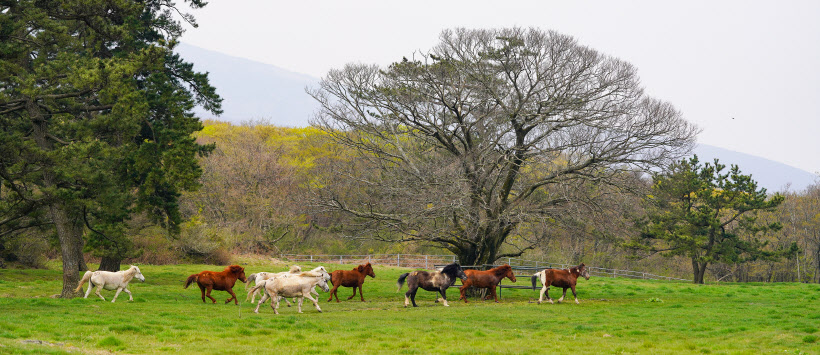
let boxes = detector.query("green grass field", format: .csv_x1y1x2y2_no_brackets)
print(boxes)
0,260,818,354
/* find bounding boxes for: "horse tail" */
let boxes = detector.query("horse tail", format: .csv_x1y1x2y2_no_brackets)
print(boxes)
531,272,540,290
184,274,198,289
245,273,257,289
74,271,92,292
396,273,409,292
246,280,266,301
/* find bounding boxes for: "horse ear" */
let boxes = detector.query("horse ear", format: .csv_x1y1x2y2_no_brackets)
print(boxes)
357,266,364,272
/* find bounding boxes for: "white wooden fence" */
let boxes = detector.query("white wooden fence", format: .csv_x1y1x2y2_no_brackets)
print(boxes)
281,254,689,282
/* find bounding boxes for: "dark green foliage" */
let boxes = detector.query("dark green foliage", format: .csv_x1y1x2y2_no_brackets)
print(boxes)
631,156,789,283
0,0,220,290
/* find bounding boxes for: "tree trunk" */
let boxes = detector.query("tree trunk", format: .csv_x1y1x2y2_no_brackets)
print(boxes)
99,256,121,272
29,100,87,298
50,203,86,298
692,258,707,284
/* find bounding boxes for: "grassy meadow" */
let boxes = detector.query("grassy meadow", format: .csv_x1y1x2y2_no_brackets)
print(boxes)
0,259,818,354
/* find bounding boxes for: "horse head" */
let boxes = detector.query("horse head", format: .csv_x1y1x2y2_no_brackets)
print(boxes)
361,263,376,278
289,265,302,273
131,265,146,282
316,275,331,293
501,264,517,283
578,263,590,280
229,265,247,283
443,263,468,281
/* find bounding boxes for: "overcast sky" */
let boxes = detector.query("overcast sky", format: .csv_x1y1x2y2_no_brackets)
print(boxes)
178,0,820,175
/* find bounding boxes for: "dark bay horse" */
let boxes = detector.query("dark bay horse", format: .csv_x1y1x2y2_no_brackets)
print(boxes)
531,263,590,304
327,262,376,302
459,264,517,303
185,265,247,304
396,262,467,307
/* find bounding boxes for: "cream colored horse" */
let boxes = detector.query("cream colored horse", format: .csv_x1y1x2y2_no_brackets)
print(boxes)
246,265,303,303
74,265,145,302
250,270,330,314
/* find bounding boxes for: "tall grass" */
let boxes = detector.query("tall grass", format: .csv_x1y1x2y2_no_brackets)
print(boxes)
0,261,817,354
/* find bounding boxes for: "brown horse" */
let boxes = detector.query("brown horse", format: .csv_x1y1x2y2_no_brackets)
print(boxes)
531,263,590,304
327,262,376,302
184,265,247,304
459,264,517,303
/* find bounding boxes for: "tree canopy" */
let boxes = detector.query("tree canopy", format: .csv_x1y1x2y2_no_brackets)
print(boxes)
631,156,789,283
0,0,220,296
309,28,698,265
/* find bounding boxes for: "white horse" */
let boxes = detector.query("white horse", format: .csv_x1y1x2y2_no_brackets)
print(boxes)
246,266,330,304
245,265,303,303
74,265,145,302
250,270,330,314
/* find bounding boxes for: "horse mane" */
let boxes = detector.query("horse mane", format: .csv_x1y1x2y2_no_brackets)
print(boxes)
440,263,462,277
492,264,512,277
299,270,324,278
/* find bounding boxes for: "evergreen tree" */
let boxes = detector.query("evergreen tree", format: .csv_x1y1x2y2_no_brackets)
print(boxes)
632,156,789,283
0,0,220,296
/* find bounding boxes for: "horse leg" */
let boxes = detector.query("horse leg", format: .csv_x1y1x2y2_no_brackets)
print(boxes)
254,290,269,313
571,285,579,304
558,287,567,303
347,286,357,300
123,287,134,301
205,287,217,303
95,284,106,301
459,283,469,303
83,281,93,299
405,287,417,307
296,296,304,313
111,287,123,303
226,288,238,304
358,285,365,301
438,288,449,307
328,284,340,302
272,292,280,315
304,293,322,312
490,286,499,303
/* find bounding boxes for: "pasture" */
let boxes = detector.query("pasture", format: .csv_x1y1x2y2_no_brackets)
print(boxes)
0,260,818,354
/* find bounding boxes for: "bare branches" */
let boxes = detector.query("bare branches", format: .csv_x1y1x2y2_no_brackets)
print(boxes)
309,27,697,264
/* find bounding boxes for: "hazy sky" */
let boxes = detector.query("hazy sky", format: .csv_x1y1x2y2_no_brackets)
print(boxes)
179,0,820,174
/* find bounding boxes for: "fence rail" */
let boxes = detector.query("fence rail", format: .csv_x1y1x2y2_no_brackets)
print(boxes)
281,254,689,282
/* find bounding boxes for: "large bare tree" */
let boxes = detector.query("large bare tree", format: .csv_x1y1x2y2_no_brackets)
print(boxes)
309,28,698,265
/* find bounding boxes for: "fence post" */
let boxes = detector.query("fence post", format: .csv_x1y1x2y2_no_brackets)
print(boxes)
397,254,400,267
310,255,313,263
425,255,428,269
340,255,343,264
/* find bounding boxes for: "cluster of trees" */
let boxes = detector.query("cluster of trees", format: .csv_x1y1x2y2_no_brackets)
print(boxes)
2,17,818,294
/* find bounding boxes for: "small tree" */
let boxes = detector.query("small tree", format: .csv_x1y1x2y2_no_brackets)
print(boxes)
632,156,788,283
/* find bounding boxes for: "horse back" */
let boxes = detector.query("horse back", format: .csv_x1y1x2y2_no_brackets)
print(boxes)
543,269,575,288
332,269,365,287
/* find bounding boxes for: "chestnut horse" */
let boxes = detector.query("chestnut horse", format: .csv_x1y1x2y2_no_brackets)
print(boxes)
459,264,517,303
531,263,590,304
396,262,467,307
327,262,376,302
184,265,247,304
